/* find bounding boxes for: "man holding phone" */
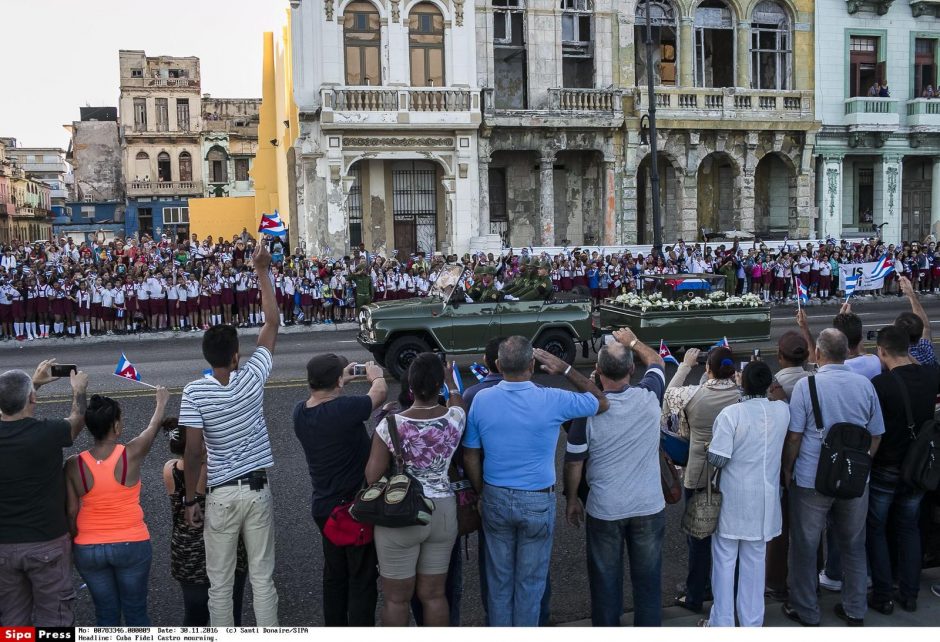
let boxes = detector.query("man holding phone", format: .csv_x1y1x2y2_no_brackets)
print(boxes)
0,359,88,626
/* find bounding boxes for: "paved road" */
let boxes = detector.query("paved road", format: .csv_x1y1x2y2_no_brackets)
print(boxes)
4,296,938,627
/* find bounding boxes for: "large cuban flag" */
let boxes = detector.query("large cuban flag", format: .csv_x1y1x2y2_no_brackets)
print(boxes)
258,210,287,238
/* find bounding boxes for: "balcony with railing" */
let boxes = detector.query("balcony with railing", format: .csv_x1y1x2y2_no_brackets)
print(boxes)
907,98,940,130
320,87,481,130
843,97,899,130
126,180,203,197
630,87,815,126
481,87,623,128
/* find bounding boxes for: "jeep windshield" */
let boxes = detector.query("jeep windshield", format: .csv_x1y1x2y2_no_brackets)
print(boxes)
430,264,465,300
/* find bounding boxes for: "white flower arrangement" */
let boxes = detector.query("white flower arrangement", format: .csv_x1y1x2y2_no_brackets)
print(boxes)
613,290,764,312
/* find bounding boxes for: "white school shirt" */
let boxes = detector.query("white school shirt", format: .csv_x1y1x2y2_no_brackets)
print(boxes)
91,286,103,304
0,286,10,305
137,283,150,301
283,277,296,296
77,290,90,310
311,280,323,300
113,288,125,306
186,281,200,300
167,280,179,300
177,284,189,302
101,288,114,308
819,262,831,277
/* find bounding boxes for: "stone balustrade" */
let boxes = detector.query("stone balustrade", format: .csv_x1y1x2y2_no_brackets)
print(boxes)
548,88,623,113
320,87,481,129
842,97,899,130
907,98,940,129
127,180,202,197
633,87,814,121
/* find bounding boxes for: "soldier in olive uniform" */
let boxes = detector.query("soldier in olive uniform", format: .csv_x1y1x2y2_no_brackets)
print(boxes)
516,261,553,301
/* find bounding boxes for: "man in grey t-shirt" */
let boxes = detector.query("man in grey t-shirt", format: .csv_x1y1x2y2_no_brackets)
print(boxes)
564,328,666,626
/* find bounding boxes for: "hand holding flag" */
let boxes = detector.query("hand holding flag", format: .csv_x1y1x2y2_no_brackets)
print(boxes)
794,276,808,308
113,353,157,389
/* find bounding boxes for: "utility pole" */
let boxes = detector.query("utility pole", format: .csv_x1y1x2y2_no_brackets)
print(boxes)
644,0,663,258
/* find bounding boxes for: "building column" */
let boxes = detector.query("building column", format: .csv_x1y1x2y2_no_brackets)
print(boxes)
878,155,903,246
794,171,814,239
738,169,756,235
679,18,694,87
539,153,556,246
603,160,617,245
680,171,699,242
932,158,940,238
736,22,750,88
820,155,843,240
478,157,490,239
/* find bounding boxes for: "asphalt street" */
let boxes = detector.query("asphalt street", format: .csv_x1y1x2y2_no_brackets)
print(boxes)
4,296,939,627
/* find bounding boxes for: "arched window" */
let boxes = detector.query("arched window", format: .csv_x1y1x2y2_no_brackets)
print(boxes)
409,3,445,87
634,0,678,86
207,147,229,184
157,152,171,183
750,0,791,90
561,0,594,88
344,1,382,85
694,0,735,87
179,151,193,182
134,151,150,181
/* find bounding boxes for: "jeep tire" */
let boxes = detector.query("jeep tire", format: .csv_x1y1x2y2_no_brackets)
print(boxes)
386,335,432,380
535,330,577,365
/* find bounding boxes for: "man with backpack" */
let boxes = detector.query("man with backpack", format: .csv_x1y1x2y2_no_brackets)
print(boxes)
868,325,940,615
781,329,884,626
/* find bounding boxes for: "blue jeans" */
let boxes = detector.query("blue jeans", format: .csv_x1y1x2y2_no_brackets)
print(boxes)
866,468,924,602
481,484,555,626
73,540,152,626
479,529,552,626
586,511,664,626
683,488,711,608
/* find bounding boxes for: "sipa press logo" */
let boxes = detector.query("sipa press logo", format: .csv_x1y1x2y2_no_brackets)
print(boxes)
2,629,34,642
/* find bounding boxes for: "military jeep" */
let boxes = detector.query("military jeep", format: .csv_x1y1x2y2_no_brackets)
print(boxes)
357,265,593,379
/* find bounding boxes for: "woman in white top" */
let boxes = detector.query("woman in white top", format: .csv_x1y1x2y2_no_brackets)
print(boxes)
704,361,789,627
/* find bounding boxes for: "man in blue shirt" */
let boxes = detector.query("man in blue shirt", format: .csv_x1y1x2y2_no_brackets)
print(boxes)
782,329,884,627
463,335,608,626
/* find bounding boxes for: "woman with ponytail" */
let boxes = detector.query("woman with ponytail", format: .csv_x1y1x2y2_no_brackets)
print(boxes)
65,386,169,626
661,345,741,613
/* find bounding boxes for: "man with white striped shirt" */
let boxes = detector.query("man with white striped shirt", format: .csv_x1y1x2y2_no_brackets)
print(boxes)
180,241,281,627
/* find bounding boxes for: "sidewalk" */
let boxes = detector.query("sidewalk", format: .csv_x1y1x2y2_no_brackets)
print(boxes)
560,567,940,627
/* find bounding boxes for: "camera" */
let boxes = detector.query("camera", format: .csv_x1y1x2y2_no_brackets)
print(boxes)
352,364,367,377
51,364,77,378
867,330,877,341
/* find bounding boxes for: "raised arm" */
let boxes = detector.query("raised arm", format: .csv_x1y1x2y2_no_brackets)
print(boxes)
253,242,280,351
796,308,816,356
126,387,170,463
669,348,699,390
66,371,89,441
613,327,664,369
900,275,931,341
533,348,610,414
363,362,388,410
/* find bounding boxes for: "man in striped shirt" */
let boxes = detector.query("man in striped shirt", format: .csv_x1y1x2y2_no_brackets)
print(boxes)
180,241,281,627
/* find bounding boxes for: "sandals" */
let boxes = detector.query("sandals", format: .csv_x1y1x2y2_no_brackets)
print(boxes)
384,474,411,504
359,476,388,502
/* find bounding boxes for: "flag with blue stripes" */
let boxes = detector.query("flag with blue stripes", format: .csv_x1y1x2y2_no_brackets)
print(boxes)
795,276,809,304
869,254,895,281
659,340,680,366
711,336,731,350
843,273,860,299
451,361,464,394
258,210,287,237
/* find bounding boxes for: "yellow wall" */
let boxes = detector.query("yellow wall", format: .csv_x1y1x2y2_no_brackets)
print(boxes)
189,197,257,241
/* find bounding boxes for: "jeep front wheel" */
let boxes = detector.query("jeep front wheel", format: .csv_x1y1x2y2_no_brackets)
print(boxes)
386,335,432,380
535,330,576,365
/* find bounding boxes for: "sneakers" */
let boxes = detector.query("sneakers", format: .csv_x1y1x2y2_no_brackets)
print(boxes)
819,571,842,592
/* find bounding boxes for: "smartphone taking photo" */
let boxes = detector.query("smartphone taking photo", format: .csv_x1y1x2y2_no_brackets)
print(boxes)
51,364,77,378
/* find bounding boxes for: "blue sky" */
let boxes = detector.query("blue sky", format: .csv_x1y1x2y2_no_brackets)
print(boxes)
0,0,288,149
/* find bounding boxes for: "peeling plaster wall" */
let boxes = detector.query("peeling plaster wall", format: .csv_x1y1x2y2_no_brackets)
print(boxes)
491,151,538,247
72,121,124,202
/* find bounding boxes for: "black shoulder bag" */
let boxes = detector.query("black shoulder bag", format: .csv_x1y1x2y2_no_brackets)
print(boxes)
350,414,435,528
896,371,940,492
808,376,872,499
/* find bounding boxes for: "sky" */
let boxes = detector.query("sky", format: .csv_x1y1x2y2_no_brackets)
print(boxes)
0,0,288,150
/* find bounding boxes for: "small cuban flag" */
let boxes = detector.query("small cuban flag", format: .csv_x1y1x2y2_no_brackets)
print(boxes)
451,361,465,394
470,362,490,381
795,276,809,306
711,336,731,350
869,254,895,282
114,353,141,381
258,210,287,238
843,273,860,301
659,340,680,366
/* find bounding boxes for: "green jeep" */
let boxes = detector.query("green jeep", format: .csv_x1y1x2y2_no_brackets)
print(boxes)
357,265,593,379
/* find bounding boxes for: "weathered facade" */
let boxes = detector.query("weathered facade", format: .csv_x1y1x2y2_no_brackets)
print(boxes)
622,0,819,243
201,97,261,199
0,140,53,243
290,0,482,257
813,0,940,244
2,141,72,218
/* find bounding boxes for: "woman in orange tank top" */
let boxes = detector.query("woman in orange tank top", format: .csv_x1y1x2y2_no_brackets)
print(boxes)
65,387,169,626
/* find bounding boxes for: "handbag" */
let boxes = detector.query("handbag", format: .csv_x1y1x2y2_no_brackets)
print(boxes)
349,414,435,528
323,502,374,547
451,479,482,535
681,462,722,539
659,449,683,505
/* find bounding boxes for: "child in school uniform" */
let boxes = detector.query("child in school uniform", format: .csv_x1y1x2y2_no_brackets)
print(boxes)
300,277,314,325
167,274,180,331
113,281,126,334
100,280,115,335
282,269,296,325
186,276,200,332
10,280,25,340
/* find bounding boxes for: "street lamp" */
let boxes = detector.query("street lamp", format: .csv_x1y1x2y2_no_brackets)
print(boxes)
642,0,663,258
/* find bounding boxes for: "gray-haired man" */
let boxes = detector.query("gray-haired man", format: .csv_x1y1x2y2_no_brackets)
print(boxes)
0,360,88,626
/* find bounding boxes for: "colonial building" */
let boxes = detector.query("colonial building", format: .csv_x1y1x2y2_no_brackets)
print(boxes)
119,50,204,240
289,0,483,257
0,140,53,243
814,0,940,244
1,140,72,218
62,107,127,241
201,97,261,199
621,0,819,243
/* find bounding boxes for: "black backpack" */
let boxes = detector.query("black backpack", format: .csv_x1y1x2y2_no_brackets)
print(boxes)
894,372,940,492
808,376,873,499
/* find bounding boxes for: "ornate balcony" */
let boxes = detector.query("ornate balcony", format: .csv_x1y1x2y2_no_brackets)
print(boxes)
482,87,623,128
630,87,815,128
126,180,203,197
907,98,940,131
843,97,899,131
320,87,481,130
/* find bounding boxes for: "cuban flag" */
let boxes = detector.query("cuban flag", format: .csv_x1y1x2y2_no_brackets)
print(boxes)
470,362,490,381
258,211,287,238
114,353,141,381
869,254,895,281
659,340,680,366
451,361,464,394
795,276,809,305
843,273,860,300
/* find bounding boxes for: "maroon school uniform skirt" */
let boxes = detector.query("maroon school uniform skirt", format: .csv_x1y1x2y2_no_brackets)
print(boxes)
772,277,786,291
35,297,50,315
126,297,137,316
274,289,284,306
573,275,588,289
11,300,24,322
199,295,212,312
809,269,819,287
300,293,313,307
819,275,832,290
50,298,65,317
248,288,260,304
152,297,167,315
0,304,11,323
222,287,235,306
235,290,248,310
560,277,573,291
210,293,222,308
91,302,102,319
